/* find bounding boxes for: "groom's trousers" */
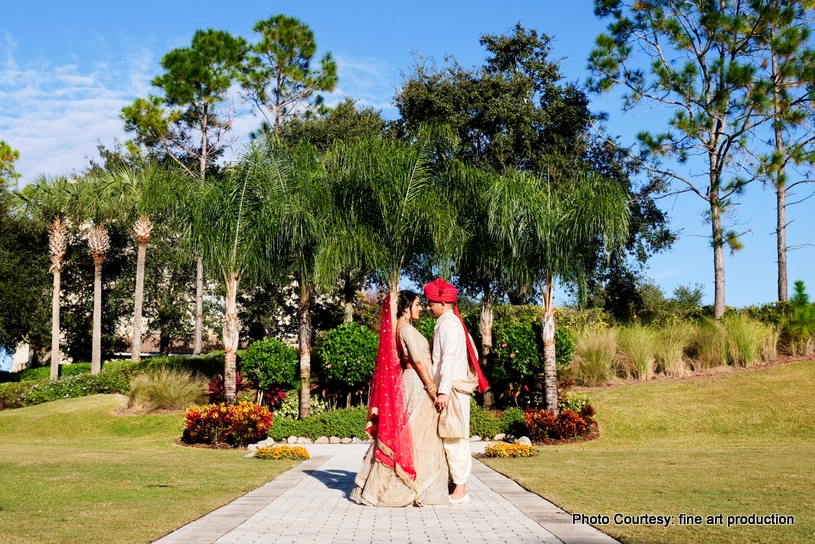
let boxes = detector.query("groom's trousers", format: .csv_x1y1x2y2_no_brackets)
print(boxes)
443,438,472,484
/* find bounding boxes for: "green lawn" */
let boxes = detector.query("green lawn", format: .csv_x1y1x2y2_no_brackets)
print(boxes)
482,360,815,544
0,395,298,544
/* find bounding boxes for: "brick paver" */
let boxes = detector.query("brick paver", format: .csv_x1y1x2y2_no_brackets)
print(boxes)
153,443,619,544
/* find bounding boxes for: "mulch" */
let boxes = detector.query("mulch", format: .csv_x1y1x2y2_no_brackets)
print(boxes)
174,439,240,450
536,422,600,446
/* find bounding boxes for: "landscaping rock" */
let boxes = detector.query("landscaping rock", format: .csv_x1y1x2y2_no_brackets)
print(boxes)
247,443,259,452
264,438,276,446
341,438,352,444
517,436,532,446
287,436,298,444
296,437,313,444
329,436,341,444
505,434,517,444
243,452,256,458
351,437,368,444
469,435,482,442
493,433,506,441
315,436,329,444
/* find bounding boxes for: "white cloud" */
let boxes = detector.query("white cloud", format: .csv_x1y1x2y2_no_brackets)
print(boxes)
323,54,399,114
0,43,399,185
0,36,155,183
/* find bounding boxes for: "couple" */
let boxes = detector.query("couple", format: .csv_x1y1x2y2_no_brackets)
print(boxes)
350,278,489,507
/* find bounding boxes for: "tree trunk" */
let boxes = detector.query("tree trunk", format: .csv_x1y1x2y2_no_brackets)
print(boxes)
298,279,313,419
710,191,726,321
91,257,103,375
540,275,558,414
771,45,788,302
194,257,204,355
776,179,787,302
343,274,355,323
131,240,148,362
479,285,494,409
50,271,61,380
159,331,170,356
223,272,240,404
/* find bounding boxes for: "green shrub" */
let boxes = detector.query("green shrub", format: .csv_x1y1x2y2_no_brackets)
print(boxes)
558,392,591,413
0,369,131,410
128,367,207,410
783,281,815,356
498,407,526,436
315,323,377,395
274,390,328,419
489,317,575,407
268,406,368,440
240,337,299,393
470,398,503,438
17,366,52,381
616,324,658,380
569,328,616,386
470,399,526,438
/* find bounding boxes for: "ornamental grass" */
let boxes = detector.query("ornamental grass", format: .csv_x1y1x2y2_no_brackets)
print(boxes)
569,328,616,386
128,367,207,411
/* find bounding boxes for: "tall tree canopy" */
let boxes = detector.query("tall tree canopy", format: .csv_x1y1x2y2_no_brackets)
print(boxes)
588,0,770,319
122,28,246,355
241,14,338,131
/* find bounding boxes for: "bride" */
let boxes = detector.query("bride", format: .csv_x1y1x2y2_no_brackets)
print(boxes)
350,290,449,507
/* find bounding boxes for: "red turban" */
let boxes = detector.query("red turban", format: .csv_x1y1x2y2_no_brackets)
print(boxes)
423,278,458,303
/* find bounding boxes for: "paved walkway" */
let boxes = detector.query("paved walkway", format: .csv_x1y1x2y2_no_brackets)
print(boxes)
154,443,619,544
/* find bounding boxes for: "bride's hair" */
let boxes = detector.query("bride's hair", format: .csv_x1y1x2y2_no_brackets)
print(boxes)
397,290,420,320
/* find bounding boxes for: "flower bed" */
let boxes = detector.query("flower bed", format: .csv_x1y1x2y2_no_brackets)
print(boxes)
182,401,272,446
483,443,537,458
254,445,310,460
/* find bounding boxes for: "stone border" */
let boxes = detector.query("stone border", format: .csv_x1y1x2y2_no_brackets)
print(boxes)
152,455,329,543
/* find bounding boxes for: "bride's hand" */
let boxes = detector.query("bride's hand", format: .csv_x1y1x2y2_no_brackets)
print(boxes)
434,393,448,412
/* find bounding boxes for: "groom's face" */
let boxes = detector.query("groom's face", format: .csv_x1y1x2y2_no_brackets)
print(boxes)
426,300,448,318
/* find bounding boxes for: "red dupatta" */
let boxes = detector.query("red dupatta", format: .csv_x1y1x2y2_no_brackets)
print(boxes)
365,294,417,483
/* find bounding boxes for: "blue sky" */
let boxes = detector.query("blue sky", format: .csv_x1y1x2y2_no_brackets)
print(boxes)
1,0,813,312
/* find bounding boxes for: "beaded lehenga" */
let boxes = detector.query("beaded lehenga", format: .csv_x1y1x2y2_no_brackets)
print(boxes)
350,324,449,507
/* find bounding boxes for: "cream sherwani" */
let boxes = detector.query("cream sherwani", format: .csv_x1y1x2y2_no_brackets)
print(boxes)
431,309,474,485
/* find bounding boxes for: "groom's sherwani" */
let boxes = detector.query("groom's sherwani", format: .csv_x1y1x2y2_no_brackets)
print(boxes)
431,309,474,485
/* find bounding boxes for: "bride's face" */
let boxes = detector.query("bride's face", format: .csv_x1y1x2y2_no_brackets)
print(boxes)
409,297,422,321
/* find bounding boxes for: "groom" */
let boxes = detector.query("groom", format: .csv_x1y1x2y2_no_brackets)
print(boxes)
424,278,489,504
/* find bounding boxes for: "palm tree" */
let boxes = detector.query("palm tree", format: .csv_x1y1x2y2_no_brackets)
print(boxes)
87,223,111,374
14,175,75,379
319,129,460,350
47,218,68,377
100,165,163,362
235,136,331,417
487,171,630,414
188,142,284,404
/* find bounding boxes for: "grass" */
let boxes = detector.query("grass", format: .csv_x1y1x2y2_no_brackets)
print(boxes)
0,395,298,544
482,360,815,544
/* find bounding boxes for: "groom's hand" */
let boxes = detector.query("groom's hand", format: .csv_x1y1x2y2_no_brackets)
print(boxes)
434,394,448,412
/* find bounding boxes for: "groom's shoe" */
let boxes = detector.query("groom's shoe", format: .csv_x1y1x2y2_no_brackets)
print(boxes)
449,494,470,504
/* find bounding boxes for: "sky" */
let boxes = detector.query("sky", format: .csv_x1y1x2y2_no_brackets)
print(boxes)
1,0,813,315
